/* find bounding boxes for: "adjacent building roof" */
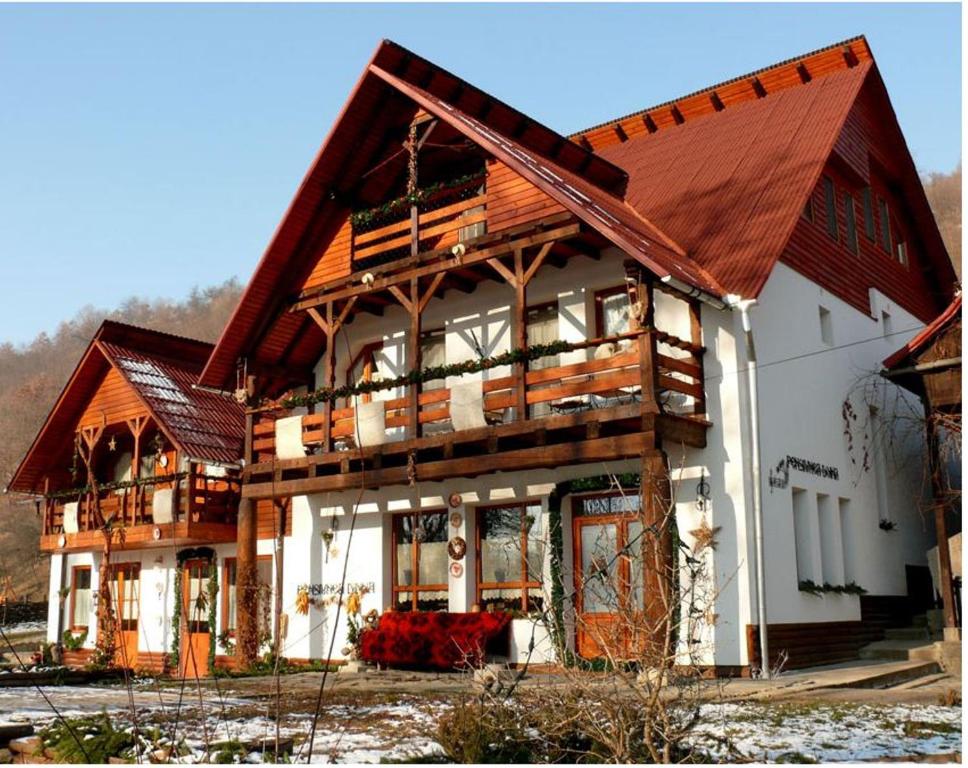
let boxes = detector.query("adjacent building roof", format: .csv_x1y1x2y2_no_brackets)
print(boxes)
8,321,244,494
883,295,962,370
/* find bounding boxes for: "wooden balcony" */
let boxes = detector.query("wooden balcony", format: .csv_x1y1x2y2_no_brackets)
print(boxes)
243,330,709,500
40,472,240,553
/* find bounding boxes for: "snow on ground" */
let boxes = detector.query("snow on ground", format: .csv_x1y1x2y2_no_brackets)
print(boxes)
692,701,962,762
0,619,47,636
0,682,960,763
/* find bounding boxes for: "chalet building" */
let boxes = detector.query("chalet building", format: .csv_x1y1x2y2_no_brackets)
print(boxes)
7,322,248,675
9,35,958,675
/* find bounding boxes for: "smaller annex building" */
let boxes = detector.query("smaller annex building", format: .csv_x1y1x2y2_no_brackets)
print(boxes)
7,321,249,676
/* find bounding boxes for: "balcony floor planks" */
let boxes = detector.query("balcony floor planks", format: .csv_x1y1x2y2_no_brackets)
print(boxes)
242,406,709,500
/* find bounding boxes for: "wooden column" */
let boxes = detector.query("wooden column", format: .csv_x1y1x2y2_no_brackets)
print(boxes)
642,447,674,665
626,264,661,419
926,406,957,631
236,374,259,669
273,499,286,658
513,249,528,420
409,277,422,440
321,302,336,453
688,299,706,416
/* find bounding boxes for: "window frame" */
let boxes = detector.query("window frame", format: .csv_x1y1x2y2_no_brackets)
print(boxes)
877,197,892,252
109,561,141,633
475,502,544,612
390,510,449,612
345,340,384,405
862,187,876,240
843,191,859,254
594,285,631,339
221,554,273,637
69,565,92,631
822,175,839,241
419,327,447,391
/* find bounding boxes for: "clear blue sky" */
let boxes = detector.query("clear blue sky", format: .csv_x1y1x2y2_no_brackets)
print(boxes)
0,3,960,346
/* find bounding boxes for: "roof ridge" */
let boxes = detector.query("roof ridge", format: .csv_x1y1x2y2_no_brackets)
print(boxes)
97,319,214,352
571,35,871,142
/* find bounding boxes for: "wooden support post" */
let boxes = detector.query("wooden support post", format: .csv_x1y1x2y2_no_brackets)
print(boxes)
926,406,957,632
409,276,422,440
629,271,661,419
513,248,528,420
273,499,286,658
688,300,706,416
641,448,673,665
236,374,260,669
322,303,336,453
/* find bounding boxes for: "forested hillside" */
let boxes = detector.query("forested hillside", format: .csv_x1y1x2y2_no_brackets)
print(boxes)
0,280,242,600
923,164,962,278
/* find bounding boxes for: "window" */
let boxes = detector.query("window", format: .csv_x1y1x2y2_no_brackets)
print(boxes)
817,494,844,586
596,286,631,338
458,183,487,241
862,188,876,240
839,499,854,585
881,310,893,338
109,562,140,632
477,503,545,611
419,329,446,392
878,198,892,252
843,192,858,254
69,566,92,630
347,341,382,404
222,556,273,636
792,488,817,583
802,196,814,222
896,240,908,267
821,176,838,241
392,511,449,611
819,306,833,346
526,303,560,369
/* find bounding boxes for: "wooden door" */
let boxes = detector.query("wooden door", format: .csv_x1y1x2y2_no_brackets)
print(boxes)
110,563,141,669
180,559,212,679
573,515,646,660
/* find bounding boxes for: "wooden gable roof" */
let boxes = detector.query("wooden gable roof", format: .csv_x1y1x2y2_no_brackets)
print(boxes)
8,321,244,494
201,35,956,389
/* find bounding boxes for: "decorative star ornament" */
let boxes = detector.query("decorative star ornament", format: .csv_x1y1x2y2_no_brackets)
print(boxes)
108,435,117,452
689,517,722,553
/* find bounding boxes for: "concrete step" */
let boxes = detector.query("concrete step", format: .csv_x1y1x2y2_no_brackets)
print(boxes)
818,659,942,689
889,672,952,691
859,639,940,662
884,626,931,641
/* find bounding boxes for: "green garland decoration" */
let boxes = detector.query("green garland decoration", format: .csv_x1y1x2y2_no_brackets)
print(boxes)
349,171,486,232
207,558,219,674
169,567,182,673
46,472,189,501
799,579,867,596
274,340,578,410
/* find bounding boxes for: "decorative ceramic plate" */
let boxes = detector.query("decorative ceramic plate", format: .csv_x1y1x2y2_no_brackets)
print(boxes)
449,561,464,578
448,536,467,560
449,511,463,528
448,492,462,508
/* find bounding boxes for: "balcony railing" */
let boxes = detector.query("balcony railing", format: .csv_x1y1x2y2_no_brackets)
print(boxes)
42,471,241,537
351,178,486,268
252,330,706,459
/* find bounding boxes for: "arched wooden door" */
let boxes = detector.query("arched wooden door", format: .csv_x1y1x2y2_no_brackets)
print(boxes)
572,493,646,659
110,562,141,669
180,559,212,678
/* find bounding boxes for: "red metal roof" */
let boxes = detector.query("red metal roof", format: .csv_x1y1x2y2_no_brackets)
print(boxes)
593,62,871,299
8,322,243,494
883,295,962,370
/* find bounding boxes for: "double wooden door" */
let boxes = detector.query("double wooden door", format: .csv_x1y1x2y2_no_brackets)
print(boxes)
573,514,646,659
180,559,212,678
109,562,141,669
